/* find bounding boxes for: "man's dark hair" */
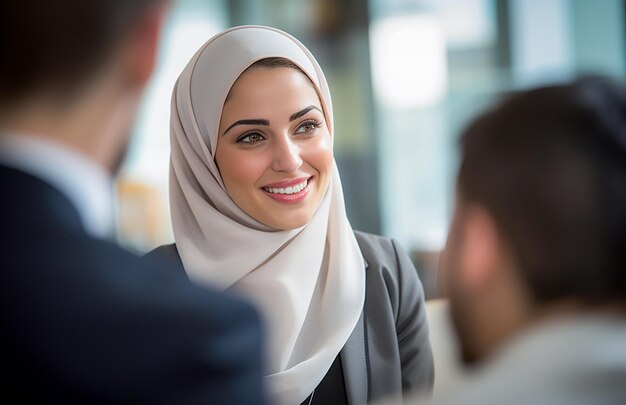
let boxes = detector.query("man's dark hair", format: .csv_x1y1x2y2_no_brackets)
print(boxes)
458,76,626,305
0,0,159,106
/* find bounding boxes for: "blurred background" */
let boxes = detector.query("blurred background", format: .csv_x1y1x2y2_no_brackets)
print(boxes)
115,0,626,300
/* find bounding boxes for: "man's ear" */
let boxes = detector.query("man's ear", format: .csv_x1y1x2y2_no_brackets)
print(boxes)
124,1,169,88
458,205,502,292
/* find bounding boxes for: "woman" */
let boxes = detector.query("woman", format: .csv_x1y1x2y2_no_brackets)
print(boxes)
148,25,434,405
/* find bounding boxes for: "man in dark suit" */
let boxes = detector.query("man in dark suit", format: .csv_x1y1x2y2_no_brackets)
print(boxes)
0,1,265,403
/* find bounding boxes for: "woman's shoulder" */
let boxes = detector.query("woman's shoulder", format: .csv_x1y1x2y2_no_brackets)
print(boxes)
354,230,423,302
143,243,187,276
353,230,410,270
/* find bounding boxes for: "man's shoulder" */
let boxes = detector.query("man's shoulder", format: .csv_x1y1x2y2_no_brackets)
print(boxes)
5,227,257,320
3,223,263,350
0,164,84,232
1,227,265,403
430,319,626,405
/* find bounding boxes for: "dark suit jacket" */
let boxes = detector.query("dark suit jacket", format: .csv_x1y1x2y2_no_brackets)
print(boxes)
0,165,266,404
147,232,435,404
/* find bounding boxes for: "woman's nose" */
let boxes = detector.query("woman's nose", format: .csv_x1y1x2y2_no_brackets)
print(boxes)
271,137,303,173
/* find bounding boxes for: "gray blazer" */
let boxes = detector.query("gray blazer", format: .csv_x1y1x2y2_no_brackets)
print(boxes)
347,231,434,404
146,230,434,404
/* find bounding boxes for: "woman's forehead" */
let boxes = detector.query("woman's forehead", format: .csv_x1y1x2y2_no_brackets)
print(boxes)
223,67,323,113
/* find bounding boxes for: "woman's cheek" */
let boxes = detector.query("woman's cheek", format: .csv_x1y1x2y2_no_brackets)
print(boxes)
219,147,266,188
313,136,334,172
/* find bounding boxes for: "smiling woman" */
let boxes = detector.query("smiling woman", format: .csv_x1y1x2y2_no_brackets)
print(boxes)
145,25,434,405
216,62,333,230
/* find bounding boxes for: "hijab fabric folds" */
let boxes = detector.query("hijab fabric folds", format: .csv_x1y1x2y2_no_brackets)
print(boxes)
169,25,365,404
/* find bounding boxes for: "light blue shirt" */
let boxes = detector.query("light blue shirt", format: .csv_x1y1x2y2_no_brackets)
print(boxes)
0,133,116,239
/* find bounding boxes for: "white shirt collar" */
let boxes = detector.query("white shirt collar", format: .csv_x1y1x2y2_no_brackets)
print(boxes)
0,133,116,240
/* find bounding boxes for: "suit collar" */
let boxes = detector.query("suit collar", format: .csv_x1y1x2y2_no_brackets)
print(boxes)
0,134,115,239
0,164,85,235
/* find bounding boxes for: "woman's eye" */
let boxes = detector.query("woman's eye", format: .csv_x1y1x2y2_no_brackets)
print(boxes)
295,120,321,134
237,132,265,144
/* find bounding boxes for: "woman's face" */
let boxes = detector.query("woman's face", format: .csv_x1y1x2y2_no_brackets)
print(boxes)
216,66,333,230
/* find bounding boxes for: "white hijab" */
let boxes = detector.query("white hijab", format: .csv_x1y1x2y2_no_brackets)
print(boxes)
169,25,365,405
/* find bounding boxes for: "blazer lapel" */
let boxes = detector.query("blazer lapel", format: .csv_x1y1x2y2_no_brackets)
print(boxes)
340,258,369,405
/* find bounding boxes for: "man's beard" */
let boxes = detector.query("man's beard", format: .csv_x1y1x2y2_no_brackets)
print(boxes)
445,250,483,367
448,285,481,366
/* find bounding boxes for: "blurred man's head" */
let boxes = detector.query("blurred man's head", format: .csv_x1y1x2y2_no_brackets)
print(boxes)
0,0,168,173
442,76,626,365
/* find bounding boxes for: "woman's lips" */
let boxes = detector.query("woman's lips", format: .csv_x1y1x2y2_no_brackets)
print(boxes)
262,176,310,189
261,177,312,203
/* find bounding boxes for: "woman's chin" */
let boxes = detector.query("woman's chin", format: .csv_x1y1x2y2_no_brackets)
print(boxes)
262,213,313,231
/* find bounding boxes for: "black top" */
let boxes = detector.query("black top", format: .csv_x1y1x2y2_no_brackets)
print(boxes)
300,355,348,405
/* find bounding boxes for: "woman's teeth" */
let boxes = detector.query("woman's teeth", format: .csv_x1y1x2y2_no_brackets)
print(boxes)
263,179,308,195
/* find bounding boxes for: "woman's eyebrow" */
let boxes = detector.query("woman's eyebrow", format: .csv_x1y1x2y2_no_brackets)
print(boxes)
290,106,322,121
223,119,270,135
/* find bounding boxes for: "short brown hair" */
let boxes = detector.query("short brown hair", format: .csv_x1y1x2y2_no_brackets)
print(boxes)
0,0,160,106
458,76,626,305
